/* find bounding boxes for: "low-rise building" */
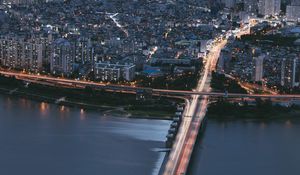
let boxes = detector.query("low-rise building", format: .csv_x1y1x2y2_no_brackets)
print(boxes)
94,62,135,81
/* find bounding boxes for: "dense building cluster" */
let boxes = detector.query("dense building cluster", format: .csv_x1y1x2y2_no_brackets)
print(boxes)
0,0,224,81
217,25,300,91
2,0,63,5
0,35,49,72
221,0,300,21
0,0,300,86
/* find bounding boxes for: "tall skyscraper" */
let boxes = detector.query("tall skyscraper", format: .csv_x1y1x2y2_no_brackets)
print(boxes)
274,0,281,14
244,0,259,14
0,36,44,72
222,0,236,8
252,54,264,82
217,48,232,73
286,0,300,21
291,0,300,6
281,55,300,88
258,0,281,16
50,38,74,75
74,37,94,65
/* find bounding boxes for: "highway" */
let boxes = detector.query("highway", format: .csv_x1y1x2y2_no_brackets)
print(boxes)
153,89,300,99
1,70,300,100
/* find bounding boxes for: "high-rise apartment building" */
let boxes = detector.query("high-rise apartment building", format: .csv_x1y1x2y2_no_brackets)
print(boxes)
0,36,44,72
281,55,300,88
291,0,300,6
252,54,264,82
73,37,94,65
217,48,232,73
222,0,236,8
286,0,300,21
50,38,74,75
244,0,258,14
258,0,281,16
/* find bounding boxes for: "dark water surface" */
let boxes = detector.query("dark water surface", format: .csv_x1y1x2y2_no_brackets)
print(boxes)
0,95,171,175
189,118,300,175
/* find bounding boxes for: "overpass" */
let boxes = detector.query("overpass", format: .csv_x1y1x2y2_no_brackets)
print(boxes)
1,70,300,100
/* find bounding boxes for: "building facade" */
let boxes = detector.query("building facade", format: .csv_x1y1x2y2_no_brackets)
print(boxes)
244,0,259,14
73,37,94,65
258,0,281,16
252,54,264,82
94,62,135,81
222,0,236,8
0,36,44,72
2,0,63,5
217,48,232,73
50,38,74,75
281,55,300,88
286,0,300,21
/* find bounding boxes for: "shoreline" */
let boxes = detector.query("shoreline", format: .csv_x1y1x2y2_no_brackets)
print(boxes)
0,85,177,120
207,101,300,120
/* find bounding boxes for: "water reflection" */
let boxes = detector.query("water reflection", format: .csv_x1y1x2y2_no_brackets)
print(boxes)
20,98,32,109
60,105,65,112
59,105,71,121
39,102,49,118
80,109,86,121
285,119,293,129
40,102,47,111
259,122,266,129
20,98,26,108
0,95,171,175
5,97,12,109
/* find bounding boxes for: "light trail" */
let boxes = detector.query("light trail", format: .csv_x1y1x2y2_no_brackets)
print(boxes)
108,13,129,37
163,24,261,175
1,70,300,99
163,34,228,175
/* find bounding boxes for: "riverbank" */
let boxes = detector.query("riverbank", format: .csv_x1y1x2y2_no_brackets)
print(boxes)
207,99,300,120
0,75,180,120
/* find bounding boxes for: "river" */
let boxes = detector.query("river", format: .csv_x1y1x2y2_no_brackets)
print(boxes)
189,118,300,175
0,95,171,175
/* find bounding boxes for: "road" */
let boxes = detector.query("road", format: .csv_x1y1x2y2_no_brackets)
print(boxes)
163,37,227,175
1,70,300,100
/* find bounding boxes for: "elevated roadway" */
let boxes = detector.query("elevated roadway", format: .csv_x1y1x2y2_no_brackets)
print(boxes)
1,70,300,100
